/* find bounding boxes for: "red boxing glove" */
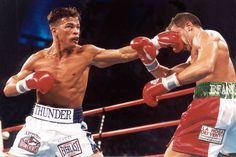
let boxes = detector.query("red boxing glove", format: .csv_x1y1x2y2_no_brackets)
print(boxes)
130,36,159,72
16,71,54,94
151,31,184,53
143,73,180,107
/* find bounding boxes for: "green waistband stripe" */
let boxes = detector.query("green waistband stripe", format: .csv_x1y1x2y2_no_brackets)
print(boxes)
194,82,236,99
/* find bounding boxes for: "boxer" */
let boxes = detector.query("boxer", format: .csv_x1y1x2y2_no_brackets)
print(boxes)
131,12,236,157
4,7,137,157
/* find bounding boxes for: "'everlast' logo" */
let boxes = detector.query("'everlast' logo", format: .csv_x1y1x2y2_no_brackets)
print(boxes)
34,105,72,120
58,139,82,157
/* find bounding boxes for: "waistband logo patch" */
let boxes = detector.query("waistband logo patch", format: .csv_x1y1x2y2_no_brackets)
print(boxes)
209,84,236,96
18,135,41,153
58,139,82,157
198,125,225,145
34,105,72,120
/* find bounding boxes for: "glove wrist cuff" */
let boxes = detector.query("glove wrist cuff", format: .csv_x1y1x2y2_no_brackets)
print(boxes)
144,59,159,72
162,73,181,90
16,79,31,94
151,36,160,49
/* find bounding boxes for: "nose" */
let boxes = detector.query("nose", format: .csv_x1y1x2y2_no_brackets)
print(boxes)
73,28,80,36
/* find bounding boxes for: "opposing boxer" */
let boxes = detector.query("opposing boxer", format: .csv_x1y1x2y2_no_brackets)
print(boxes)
3,7,137,157
131,12,236,157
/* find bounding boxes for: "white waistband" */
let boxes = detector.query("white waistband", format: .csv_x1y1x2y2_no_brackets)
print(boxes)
32,104,78,123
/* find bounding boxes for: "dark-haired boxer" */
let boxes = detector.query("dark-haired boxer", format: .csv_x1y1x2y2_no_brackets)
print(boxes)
4,7,137,157
131,12,236,157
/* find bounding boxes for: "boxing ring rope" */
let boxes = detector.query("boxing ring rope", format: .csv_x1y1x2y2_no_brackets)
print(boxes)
83,87,195,116
1,87,195,154
93,120,180,139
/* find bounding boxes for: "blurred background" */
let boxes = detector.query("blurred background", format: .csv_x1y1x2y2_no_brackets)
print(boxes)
0,0,236,156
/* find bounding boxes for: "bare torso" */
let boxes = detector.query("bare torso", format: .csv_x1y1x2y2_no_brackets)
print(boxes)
32,45,99,108
191,30,236,84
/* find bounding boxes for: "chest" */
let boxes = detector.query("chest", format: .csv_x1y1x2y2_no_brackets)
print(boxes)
34,55,91,82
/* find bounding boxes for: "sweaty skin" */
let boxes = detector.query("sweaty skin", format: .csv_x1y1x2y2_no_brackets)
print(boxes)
150,25,236,85
3,17,137,108
154,24,236,157
177,29,236,84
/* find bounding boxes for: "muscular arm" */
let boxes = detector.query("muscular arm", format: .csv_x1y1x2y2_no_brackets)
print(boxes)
177,31,218,85
3,54,36,97
92,46,138,68
150,60,191,78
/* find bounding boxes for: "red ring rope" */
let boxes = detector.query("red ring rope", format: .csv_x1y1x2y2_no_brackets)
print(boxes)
3,125,24,133
3,87,194,133
93,120,180,139
83,87,194,116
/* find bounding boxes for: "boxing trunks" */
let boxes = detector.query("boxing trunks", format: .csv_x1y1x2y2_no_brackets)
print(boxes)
172,82,236,157
8,103,98,157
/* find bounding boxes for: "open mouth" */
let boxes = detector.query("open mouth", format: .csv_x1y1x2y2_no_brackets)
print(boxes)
71,37,79,43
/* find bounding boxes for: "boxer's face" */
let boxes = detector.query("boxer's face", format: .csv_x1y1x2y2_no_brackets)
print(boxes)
52,17,80,48
170,23,192,51
170,25,188,43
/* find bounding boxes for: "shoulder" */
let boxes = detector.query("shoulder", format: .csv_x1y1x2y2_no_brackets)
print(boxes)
198,30,226,42
197,30,213,41
193,30,216,48
19,50,45,71
22,49,48,69
25,49,44,61
206,30,226,42
81,44,105,53
79,44,105,58
27,49,47,61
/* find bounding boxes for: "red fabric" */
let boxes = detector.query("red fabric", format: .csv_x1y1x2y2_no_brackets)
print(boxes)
172,96,220,156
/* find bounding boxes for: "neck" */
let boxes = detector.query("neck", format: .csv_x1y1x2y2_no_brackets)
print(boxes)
188,27,203,46
50,41,75,57
51,40,75,56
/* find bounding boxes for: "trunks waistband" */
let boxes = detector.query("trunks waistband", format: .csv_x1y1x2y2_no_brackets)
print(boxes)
194,82,236,99
31,103,84,124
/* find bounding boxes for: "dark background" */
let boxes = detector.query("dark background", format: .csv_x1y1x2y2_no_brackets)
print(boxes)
0,0,236,156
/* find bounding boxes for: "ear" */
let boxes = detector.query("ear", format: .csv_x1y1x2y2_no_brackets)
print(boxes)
185,21,194,31
50,26,57,35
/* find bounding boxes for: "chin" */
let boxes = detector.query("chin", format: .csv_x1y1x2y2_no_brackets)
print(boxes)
186,45,192,51
173,50,182,53
68,42,77,47
172,46,184,53
71,41,79,46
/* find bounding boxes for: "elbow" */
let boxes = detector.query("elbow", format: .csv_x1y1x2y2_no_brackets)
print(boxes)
205,63,215,74
3,86,16,97
3,87,10,97
201,63,215,75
